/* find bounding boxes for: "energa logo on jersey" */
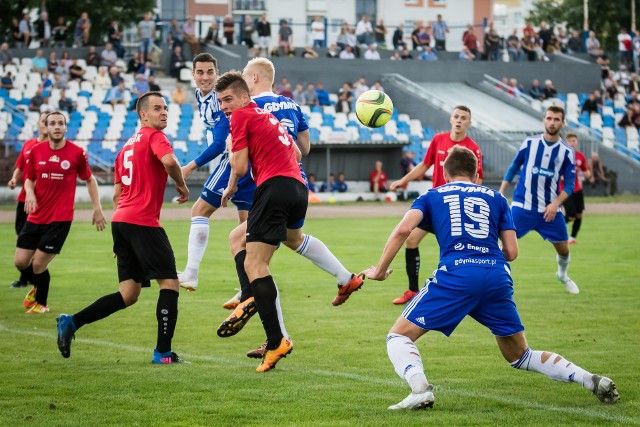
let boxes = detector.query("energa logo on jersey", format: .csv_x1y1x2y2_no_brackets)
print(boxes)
531,166,555,178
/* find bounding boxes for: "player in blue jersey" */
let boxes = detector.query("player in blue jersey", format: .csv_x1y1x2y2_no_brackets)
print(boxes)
177,53,255,307
362,146,618,410
499,106,579,294
216,57,364,357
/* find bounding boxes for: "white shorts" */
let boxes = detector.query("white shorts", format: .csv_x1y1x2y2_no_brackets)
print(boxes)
258,36,270,49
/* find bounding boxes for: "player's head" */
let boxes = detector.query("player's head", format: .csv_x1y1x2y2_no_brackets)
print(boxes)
543,106,565,137
564,132,578,148
215,71,252,116
38,111,49,139
45,112,67,144
136,91,168,130
450,105,471,138
242,57,275,95
192,53,219,95
443,146,478,183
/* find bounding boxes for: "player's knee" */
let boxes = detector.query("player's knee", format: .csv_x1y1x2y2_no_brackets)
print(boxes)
31,260,49,274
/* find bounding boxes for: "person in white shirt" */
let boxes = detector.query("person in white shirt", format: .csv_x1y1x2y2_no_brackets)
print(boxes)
339,45,355,59
355,15,373,46
310,16,325,48
364,43,381,60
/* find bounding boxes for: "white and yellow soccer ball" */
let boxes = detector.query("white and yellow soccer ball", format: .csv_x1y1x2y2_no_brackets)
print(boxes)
355,89,394,128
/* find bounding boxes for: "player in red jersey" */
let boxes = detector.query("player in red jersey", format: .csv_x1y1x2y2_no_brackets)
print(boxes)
216,72,307,372
7,112,48,289
561,133,593,244
389,106,483,304
56,92,190,363
14,111,106,314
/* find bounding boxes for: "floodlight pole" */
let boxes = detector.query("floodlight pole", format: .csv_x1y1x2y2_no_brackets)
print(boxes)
632,0,636,33
583,0,589,30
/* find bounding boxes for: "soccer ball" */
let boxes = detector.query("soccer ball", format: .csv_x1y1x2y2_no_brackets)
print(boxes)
355,90,394,128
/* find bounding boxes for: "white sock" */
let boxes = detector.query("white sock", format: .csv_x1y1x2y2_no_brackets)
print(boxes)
511,347,593,390
274,281,289,339
557,253,570,279
185,216,210,274
387,333,429,393
295,234,353,285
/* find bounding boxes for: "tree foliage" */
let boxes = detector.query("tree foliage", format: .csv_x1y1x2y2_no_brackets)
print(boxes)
528,0,639,51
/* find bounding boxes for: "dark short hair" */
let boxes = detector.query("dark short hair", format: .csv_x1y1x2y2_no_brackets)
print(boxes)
45,111,67,125
192,52,218,70
564,132,578,140
214,71,250,95
546,105,565,121
453,105,471,118
136,91,164,116
443,146,477,180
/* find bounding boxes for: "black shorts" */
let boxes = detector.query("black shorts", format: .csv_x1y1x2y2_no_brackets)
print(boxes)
17,221,72,254
15,201,27,235
247,177,308,245
563,190,585,218
112,222,178,285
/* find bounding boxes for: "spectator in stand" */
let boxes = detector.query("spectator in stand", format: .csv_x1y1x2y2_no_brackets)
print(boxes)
148,75,161,92
302,84,319,106
336,82,353,113
85,45,100,67
127,51,142,74
509,78,525,96
628,73,640,93
319,174,335,192
131,74,150,108
53,72,69,90
400,150,417,181
59,51,72,71
458,46,475,62
586,31,603,58
169,45,188,80
538,21,553,52
418,45,438,61
542,79,558,101
617,102,640,128
603,70,619,100
172,83,186,105
19,13,32,48
356,15,373,47
1,71,14,89
372,81,385,92
390,51,402,60
393,23,406,50
292,83,305,105
29,89,46,112
618,28,633,68
347,27,360,57
108,20,125,58
326,43,340,58
339,45,355,59
279,82,294,99
241,16,256,50
182,16,200,56
202,20,221,47
588,153,611,196
353,77,369,99
100,43,118,68
375,19,387,49
529,79,543,100
522,19,536,38
68,59,85,82
432,14,449,51
301,45,319,59
278,20,293,56
507,30,524,62
109,66,123,86
567,29,583,54
411,21,423,50
400,45,413,60
223,14,235,45
168,19,184,50
633,33,640,73
105,81,127,106
307,173,318,193
256,13,271,57
484,26,502,61
276,76,288,92
555,27,568,53
0,43,14,66
463,24,479,58
36,11,52,48
333,172,348,193
94,66,112,90
316,83,331,105
74,12,91,47
369,160,389,200
52,17,68,48
138,12,156,62
521,34,537,61
32,50,48,77
364,43,381,60
47,51,59,74
58,89,77,113
311,16,325,48
418,25,432,50
581,90,601,114
139,60,155,79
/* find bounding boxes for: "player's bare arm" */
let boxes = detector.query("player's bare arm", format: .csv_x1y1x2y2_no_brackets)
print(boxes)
112,183,122,209
24,178,37,213
499,229,518,261
229,146,249,176
498,180,510,195
221,172,239,207
86,175,106,231
293,142,302,162
296,129,311,156
543,190,569,222
161,153,189,204
181,160,198,179
8,168,22,189
390,162,430,191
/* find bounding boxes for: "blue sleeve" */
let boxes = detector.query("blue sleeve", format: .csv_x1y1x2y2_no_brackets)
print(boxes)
411,192,432,231
560,151,575,196
297,106,309,132
498,195,516,231
503,141,528,182
194,117,230,167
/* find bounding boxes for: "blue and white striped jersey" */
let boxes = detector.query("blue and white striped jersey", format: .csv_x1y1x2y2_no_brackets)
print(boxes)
251,91,309,140
506,134,575,213
193,88,230,167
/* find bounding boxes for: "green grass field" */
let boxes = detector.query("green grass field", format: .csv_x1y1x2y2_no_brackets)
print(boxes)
1,214,639,426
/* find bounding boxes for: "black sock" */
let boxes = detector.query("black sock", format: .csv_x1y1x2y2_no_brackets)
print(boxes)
235,250,252,301
571,218,582,238
251,276,283,350
156,289,179,354
19,264,35,283
73,292,126,329
565,215,571,224
405,248,420,292
19,269,28,284
32,269,50,306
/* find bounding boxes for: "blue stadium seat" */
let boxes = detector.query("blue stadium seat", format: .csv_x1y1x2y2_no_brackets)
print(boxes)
358,128,371,142
309,128,320,143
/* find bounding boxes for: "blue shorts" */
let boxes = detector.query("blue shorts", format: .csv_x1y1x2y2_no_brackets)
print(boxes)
403,265,524,337
511,205,568,243
200,154,256,211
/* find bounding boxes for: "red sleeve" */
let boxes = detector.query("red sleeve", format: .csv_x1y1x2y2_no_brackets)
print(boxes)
76,148,92,181
15,150,25,170
25,146,37,181
149,130,174,160
114,151,122,184
369,170,375,184
423,137,437,167
578,153,589,172
475,147,484,179
231,110,249,152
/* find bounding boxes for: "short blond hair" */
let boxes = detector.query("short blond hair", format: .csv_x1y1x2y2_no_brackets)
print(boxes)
244,57,275,85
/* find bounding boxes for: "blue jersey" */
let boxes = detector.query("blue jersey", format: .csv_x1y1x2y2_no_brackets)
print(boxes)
504,135,575,213
252,92,309,140
411,181,515,270
194,88,229,167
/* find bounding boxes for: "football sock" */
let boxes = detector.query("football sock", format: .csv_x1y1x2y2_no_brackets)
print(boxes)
511,348,594,390
557,253,570,279
235,250,252,301
73,291,126,329
294,234,352,286
387,333,429,393
571,218,582,238
156,289,179,354
405,248,420,292
19,264,35,283
274,281,289,339
32,269,50,306
251,275,284,350
185,216,209,275
19,269,28,284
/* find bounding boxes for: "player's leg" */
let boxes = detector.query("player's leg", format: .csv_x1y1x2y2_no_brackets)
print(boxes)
563,194,577,243
221,206,250,310
153,277,184,363
498,332,619,403
26,249,57,312
179,196,217,290
570,191,586,242
394,227,428,304
14,247,38,309
539,212,579,294
10,201,29,288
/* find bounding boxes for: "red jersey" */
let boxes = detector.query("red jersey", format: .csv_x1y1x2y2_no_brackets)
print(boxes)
560,150,588,193
24,141,92,224
423,133,484,188
112,126,174,227
15,138,46,202
369,169,389,190
230,101,303,187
